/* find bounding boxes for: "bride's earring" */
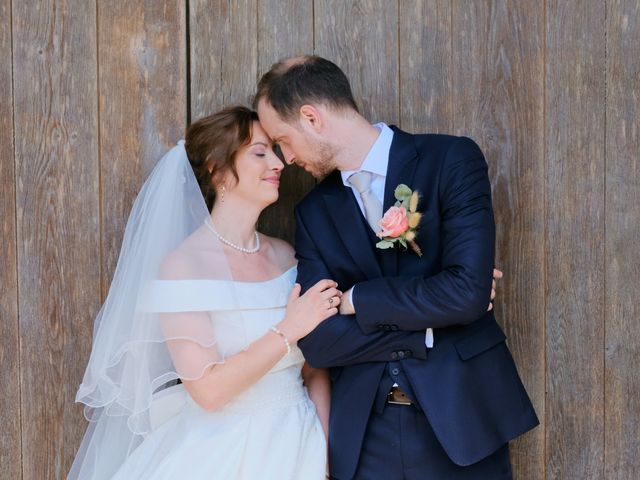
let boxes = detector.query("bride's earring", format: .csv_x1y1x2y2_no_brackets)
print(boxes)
220,185,226,203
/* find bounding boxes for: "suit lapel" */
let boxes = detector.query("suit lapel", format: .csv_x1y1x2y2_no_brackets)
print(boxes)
383,127,420,211
380,127,420,276
322,174,383,280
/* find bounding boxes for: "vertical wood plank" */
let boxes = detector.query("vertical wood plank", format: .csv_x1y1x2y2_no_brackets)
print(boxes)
189,0,257,120
450,2,546,477
0,1,21,478
399,0,452,134
605,1,640,478
98,1,187,299
257,0,314,243
12,0,100,477
314,0,399,125
546,1,606,478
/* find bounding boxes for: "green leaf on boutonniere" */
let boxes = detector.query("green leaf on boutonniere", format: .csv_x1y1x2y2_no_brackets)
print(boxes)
398,238,408,248
394,184,412,202
375,240,395,249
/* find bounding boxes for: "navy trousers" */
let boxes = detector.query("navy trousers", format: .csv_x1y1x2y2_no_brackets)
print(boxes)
344,403,513,480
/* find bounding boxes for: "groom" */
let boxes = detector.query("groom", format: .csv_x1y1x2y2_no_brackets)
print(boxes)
255,56,538,480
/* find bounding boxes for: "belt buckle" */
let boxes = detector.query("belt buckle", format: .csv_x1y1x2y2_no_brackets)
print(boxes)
387,387,412,406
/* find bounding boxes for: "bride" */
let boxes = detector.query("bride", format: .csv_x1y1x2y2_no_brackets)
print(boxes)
69,106,339,479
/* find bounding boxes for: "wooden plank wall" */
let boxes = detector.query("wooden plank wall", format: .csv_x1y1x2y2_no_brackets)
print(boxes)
97,1,186,296
605,1,640,478
12,1,100,479
546,2,606,478
1,1,638,478
0,1,21,479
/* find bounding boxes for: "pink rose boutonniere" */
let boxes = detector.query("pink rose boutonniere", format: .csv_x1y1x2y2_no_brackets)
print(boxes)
376,184,423,257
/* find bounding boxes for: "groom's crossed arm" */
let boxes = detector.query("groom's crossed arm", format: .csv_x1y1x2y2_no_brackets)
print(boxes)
296,137,495,369
295,206,429,369
352,137,496,335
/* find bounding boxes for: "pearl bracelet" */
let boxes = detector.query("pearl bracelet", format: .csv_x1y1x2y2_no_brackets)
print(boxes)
269,326,291,354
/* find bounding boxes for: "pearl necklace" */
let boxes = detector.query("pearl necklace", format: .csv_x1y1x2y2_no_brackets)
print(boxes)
204,219,260,254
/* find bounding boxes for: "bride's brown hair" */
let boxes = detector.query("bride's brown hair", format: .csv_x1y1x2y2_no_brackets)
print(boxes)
185,106,259,210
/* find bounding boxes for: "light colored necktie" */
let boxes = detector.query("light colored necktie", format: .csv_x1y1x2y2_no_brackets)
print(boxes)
348,171,383,233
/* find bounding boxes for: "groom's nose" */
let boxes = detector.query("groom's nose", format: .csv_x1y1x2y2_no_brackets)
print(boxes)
280,146,296,165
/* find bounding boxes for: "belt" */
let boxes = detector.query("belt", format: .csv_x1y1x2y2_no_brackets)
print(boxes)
386,386,412,406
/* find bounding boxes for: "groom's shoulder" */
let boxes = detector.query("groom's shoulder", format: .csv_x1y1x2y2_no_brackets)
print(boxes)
296,171,341,212
393,127,483,161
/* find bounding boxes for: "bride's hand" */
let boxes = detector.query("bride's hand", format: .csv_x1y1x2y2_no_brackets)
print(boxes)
278,280,342,342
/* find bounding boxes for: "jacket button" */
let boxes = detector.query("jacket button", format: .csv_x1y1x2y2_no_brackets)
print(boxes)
391,368,400,376
390,351,399,360
405,350,412,357
384,325,392,331
391,325,399,331
377,324,384,330
398,350,405,358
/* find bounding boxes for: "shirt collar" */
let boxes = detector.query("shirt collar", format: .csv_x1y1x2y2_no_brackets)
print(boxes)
341,122,394,187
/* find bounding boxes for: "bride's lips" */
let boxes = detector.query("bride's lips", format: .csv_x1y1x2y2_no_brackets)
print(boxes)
263,176,280,186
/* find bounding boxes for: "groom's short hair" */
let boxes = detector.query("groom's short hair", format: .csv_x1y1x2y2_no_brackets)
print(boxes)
254,55,359,121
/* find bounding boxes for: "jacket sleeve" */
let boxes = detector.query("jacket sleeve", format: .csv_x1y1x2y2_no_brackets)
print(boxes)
294,205,428,369
354,136,496,334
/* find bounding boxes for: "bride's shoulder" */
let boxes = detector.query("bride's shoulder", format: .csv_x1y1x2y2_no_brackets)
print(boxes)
259,234,296,269
159,227,224,280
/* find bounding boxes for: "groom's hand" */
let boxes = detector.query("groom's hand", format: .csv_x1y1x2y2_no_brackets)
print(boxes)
487,268,503,311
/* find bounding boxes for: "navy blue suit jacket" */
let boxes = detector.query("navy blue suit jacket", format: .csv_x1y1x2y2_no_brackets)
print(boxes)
294,127,539,479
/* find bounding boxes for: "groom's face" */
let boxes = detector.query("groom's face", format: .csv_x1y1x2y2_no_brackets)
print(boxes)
257,100,336,178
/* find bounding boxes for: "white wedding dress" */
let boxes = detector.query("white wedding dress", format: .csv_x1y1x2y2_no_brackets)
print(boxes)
110,266,326,480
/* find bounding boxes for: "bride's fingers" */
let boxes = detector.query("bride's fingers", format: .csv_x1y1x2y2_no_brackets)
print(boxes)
324,296,341,308
320,288,341,301
288,283,301,304
312,279,338,292
324,307,339,318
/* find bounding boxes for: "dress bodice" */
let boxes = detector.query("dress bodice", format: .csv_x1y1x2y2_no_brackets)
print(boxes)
140,266,304,374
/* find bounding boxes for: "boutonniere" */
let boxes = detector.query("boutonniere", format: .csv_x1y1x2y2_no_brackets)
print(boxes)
376,184,423,257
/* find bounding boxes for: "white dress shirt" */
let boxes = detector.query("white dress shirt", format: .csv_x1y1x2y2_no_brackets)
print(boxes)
342,123,434,349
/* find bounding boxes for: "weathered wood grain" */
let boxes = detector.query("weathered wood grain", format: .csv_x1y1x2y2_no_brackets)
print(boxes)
6,2,640,479
605,1,640,478
314,0,399,125
189,0,257,120
97,1,187,299
545,1,606,478
399,0,452,134
0,1,21,479
451,2,546,478
12,0,100,477
256,0,315,244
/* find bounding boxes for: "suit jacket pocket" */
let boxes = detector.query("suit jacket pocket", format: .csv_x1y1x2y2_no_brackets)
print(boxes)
454,321,507,360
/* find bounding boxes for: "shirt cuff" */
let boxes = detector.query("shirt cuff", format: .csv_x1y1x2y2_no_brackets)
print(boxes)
349,286,355,313
425,328,434,348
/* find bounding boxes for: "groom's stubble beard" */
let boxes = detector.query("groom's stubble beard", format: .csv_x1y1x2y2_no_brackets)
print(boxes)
307,137,339,179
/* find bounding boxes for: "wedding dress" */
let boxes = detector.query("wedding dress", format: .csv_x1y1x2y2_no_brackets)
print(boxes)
110,266,326,479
